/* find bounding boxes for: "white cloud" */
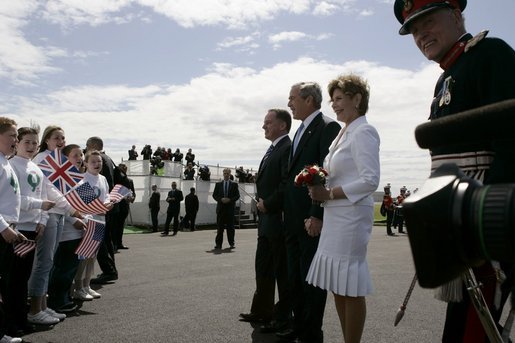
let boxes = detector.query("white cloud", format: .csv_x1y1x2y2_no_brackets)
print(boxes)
269,31,307,44
0,1,60,85
216,33,260,52
359,9,374,17
7,58,439,190
137,0,312,29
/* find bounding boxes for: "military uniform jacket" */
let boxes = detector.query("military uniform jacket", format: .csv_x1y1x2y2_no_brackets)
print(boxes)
430,33,515,184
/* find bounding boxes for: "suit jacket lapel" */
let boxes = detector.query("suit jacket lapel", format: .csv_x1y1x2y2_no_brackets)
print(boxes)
289,113,323,171
257,136,290,183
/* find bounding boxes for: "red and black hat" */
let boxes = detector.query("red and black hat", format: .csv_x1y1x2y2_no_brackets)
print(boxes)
394,0,466,35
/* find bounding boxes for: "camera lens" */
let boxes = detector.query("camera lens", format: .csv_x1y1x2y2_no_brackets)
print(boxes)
470,184,515,262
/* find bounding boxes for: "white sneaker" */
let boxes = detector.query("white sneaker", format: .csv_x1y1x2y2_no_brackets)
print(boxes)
45,307,67,320
0,335,23,343
27,311,60,325
84,286,101,299
73,288,94,301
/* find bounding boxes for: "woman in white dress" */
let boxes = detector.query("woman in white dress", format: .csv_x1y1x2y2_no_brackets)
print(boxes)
306,74,380,343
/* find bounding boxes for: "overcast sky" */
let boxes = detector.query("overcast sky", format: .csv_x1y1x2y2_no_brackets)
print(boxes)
2,0,514,192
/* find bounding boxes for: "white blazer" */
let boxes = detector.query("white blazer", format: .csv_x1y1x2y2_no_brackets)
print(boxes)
324,115,380,207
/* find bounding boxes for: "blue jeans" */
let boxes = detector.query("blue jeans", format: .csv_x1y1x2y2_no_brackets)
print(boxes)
28,213,64,296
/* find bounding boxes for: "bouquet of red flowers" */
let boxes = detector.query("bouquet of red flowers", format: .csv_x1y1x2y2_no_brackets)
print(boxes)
295,164,328,187
295,164,328,205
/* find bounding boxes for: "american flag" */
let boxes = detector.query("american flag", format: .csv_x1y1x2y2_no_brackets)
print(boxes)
65,182,109,215
38,149,83,193
75,219,105,259
14,240,36,257
109,184,132,203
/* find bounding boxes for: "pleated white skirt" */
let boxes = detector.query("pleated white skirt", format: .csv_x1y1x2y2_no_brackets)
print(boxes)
306,204,373,296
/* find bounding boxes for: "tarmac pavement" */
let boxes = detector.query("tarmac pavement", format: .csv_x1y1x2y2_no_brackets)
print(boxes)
21,227,512,342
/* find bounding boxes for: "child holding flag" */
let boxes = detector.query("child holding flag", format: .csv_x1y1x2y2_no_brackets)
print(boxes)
0,117,24,343
73,150,113,302
28,126,78,319
47,144,90,311
9,127,58,329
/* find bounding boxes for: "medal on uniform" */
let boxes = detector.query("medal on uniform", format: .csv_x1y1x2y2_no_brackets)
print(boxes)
439,76,454,107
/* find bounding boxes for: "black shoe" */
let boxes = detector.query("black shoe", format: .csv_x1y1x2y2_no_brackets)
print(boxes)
214,246,221,250
260,321,288,333
57,302,78,313
171,232,177,236
118,245,129,250
230,245,235,249
276,328,298,342
91,273,118,284
161,232,169,236
239,312,268,323
387,232,396,236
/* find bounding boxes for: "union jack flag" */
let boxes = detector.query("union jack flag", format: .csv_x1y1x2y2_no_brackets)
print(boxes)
14,240,37,257
75,219,105,259
109,184,132,203
65,182,109,215
38,149,83,193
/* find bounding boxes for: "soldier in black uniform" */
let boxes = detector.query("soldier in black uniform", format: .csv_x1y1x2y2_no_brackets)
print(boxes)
394,0,515,341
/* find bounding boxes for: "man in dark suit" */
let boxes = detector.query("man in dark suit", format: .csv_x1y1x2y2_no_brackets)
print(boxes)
112,163,135,251
162,181,183,236
149,184,160,232
182,187,199,231
278,82,340,343
212,168,240,249
239,109,292,333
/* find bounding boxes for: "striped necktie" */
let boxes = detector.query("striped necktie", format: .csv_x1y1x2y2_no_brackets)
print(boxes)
292,122,305,156
259,144,274,171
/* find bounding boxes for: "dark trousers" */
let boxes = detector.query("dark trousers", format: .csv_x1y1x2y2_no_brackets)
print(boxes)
112,202,129,249
285,229,327,343
97,213,117,275
48,239,81,309
164,211,180,234
215,213,235,248
386,210,394,235
150,208,159,231
1,230,37,334
182,212,197,230
251,233,291,323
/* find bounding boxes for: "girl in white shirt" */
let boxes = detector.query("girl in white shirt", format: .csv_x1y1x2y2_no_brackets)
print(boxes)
10,127,59,328
73,150,113,301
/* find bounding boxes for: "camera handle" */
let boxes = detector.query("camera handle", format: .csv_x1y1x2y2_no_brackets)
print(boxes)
463,268,503,343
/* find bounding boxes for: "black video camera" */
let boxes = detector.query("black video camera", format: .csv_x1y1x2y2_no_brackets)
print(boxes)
403,163,515,288
403,99,515,288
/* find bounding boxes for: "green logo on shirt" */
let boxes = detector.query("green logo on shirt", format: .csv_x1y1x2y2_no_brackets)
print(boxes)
27,171,41,192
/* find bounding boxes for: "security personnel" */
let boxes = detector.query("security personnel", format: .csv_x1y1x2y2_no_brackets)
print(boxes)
380,183,395,236
393,186,407,234
394,0,515,341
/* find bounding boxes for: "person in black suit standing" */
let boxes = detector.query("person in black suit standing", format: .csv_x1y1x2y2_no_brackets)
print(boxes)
212,168,240,249
182,187,199,231
162,181,183,236
149,184,160,232
239,109,292,332
277,82,340,343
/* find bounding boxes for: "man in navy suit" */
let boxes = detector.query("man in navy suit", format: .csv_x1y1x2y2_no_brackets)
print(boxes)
162,181,183,236
212,169,240,249
278,82,340,343
239,109,292,331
